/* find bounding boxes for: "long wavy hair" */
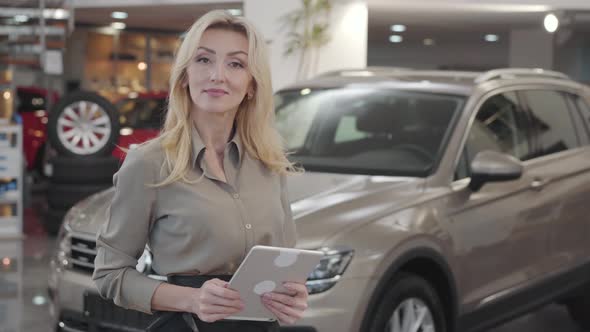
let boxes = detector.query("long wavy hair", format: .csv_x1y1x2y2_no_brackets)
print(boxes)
151,10,297,186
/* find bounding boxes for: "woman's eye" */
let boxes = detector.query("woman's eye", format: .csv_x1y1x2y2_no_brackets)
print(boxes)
196,57,210,64
229,61,244,69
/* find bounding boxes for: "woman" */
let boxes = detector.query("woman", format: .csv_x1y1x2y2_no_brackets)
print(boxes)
92,10,306,332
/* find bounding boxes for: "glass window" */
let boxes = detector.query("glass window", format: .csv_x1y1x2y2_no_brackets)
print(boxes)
275,88,464,177
523,90,579,156
334,115,370,143
464,92,531,165
565,94,590,145
573,95,590,143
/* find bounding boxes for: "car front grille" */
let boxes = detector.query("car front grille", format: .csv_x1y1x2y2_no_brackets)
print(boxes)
69,236,97,274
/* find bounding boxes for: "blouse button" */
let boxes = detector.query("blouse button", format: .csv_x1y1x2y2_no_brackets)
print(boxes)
245,224,252,229
233,193,240,199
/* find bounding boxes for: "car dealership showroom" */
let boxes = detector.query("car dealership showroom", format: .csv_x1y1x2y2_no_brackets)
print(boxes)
3,0,590,331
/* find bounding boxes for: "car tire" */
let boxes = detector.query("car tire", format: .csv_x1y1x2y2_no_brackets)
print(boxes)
50,156,120,185
44,207,68,236
566,295,590,330
368,273,446,332
47,183,111,210
47,91,120,157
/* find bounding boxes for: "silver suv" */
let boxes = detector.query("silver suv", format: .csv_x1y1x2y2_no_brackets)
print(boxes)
49,67,590,332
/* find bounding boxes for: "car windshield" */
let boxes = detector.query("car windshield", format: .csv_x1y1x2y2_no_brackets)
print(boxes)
275,88,465,177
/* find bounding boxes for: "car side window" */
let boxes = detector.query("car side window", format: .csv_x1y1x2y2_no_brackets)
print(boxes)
454,91,531,181
522,90,579,157
465,91,531,164
571,95,590,144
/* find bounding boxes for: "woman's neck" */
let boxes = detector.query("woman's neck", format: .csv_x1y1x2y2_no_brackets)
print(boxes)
192,108,237,156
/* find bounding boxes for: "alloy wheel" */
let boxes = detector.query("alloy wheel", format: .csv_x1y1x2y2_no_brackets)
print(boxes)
56,101,112,155
386,298,435,332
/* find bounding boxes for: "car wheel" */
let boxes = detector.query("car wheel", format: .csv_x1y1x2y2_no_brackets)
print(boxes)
44,207,67,236
368,273,446,332
50,156,120,185
47,91,120,157
47,183,111,210
566,295,590,329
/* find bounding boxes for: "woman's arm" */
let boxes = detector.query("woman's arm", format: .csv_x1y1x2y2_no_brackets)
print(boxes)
92,148,163,314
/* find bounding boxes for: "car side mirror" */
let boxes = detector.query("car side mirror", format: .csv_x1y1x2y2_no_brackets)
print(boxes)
468,150,523,192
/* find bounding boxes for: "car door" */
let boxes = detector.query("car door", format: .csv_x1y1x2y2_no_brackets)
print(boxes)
447,90,553,313
520,89,590,275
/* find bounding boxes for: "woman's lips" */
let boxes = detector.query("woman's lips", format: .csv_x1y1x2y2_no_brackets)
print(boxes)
204,89,228,97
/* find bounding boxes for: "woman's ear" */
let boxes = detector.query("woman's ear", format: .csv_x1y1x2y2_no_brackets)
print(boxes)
247,83,256,100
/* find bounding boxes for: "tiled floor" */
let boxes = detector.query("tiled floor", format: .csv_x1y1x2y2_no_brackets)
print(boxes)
0,192,586,332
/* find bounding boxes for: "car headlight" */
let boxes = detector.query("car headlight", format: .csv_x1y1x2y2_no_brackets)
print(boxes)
306,247,354,294
55,216,73,270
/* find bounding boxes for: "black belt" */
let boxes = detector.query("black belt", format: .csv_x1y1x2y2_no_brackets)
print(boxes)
145,275,232,332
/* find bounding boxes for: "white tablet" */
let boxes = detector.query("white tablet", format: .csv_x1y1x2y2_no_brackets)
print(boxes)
225,245,324,321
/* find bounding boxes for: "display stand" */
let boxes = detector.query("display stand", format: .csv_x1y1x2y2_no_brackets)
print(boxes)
0,124,23,238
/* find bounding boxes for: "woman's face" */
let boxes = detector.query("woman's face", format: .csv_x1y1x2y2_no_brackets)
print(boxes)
185,28,253,115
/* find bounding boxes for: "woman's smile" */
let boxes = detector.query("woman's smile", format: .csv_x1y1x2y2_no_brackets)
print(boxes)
203,88,229,97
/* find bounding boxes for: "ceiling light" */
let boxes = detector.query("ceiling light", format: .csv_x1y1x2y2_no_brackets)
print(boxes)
32,295,47,306
227,9,242,16
53,9,67,19
111,22,126,30
544,13,559,33
14,15,28,23
300,88,311,95
138,62,147,71
111,11,128,19
423,38,435,46
390,24,406,32
484,34,499,42
389,35,403,43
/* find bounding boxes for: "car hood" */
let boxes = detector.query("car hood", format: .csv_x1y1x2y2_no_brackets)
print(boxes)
66,172,426,246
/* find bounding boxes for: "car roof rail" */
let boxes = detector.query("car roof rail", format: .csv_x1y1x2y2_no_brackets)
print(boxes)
317,67,413,78
475,68,570,84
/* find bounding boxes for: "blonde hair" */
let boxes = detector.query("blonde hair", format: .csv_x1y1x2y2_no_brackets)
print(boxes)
152,10,297,186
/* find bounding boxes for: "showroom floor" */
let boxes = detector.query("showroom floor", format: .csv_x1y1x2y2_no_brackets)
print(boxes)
1,192,585,332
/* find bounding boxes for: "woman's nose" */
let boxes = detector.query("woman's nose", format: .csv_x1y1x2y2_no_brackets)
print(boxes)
209,62,225,82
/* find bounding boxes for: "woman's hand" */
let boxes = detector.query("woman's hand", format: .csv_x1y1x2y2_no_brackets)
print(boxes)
191,278,245,323
261,282,309,325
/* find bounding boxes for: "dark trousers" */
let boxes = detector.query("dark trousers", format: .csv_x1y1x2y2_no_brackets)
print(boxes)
146,275,280,332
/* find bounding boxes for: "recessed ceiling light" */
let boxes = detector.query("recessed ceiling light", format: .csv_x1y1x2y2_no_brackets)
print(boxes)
390,24,406,32
53,9,67,19
484,34,499,42
389,35,403,43
300,88,311,95
14,15,28,23
544,13,559,33
111,11,128,20
227,9,242,16
111,22,126,30
423,38,435,46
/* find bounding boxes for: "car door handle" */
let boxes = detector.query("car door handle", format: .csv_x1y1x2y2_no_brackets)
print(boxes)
530,178,548,191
